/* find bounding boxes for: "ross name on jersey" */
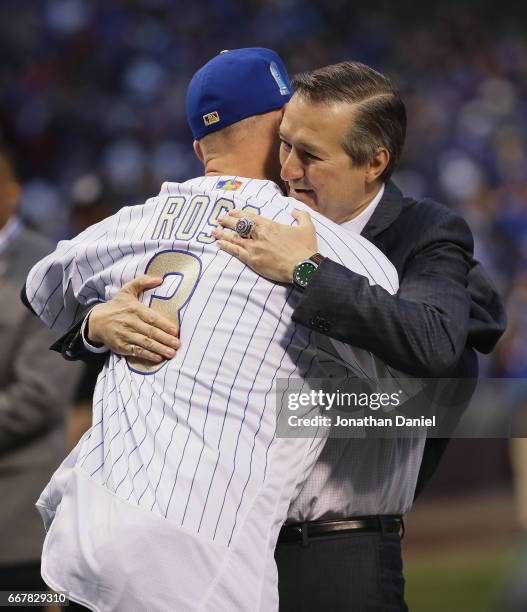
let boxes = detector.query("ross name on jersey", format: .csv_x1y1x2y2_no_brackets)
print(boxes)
151,194,259,244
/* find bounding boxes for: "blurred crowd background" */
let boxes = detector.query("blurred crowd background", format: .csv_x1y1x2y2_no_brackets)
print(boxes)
1,0,525,376
0,1,526,610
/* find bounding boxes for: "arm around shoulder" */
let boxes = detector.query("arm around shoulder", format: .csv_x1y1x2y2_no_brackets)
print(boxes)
292,211,474,377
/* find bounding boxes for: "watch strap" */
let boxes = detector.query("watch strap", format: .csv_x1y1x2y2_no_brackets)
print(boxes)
310,253,325,266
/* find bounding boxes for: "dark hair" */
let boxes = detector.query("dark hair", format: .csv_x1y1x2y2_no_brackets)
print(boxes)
291,62,406,181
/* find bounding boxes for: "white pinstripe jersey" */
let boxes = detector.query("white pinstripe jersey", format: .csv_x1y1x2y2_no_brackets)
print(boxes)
27,176,399,611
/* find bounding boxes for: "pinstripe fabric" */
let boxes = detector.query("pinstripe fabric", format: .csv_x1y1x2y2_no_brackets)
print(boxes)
27,177,400,611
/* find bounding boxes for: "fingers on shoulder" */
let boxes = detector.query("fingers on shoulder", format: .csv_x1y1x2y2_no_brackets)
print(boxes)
292,209,314,225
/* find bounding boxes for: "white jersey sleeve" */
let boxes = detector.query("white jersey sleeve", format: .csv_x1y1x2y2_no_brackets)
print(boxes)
25,202,151,333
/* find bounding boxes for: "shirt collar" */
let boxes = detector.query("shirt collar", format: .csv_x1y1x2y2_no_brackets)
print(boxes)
340,183,385,234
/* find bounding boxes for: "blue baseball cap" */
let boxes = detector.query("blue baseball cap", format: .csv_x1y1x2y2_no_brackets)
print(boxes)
186,48,292,140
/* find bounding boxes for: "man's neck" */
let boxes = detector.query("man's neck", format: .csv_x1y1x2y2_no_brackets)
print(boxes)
340,183,385,234
205,168,266,180
340,182,383,224
204,158,270,182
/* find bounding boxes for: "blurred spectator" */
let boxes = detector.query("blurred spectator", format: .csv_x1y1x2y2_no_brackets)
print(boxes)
494,273,527,611
0,148,83,606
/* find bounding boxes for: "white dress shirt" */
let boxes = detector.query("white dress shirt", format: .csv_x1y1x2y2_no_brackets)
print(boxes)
286,182,427,522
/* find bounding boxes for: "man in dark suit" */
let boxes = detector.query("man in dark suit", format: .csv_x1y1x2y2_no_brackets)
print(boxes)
43,62,505,610
211,60,506,611
0,149,83,609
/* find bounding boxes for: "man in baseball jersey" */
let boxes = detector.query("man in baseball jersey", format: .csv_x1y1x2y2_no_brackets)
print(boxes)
61,58,505,612
25,49,405,611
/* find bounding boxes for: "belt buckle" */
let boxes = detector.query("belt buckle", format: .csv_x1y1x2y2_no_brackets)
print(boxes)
289,523,310,547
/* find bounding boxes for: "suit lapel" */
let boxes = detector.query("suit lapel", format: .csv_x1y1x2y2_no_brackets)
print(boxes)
361,181,404,240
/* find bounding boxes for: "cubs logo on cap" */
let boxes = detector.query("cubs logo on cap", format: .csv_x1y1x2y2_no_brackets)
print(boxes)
187,48,293,140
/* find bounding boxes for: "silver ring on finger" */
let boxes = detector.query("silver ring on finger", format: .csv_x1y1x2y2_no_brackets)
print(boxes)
130,344,137,356
235,218,255,239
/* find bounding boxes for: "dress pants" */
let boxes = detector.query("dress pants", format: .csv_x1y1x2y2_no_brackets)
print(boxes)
275,530,407,611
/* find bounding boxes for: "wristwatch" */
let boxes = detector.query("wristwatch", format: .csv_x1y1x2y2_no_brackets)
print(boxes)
292,253,325,289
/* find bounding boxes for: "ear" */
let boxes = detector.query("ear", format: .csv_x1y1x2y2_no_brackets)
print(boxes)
365,148,390,183
193,140,204,163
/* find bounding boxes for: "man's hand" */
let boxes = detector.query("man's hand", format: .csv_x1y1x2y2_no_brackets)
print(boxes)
212,209,318,283
87,275,181,364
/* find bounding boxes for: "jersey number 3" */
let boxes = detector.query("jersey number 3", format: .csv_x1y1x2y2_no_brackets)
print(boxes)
127,249,201,375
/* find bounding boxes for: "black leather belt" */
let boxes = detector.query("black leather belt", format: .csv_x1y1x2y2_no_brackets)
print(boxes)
278,516,404,546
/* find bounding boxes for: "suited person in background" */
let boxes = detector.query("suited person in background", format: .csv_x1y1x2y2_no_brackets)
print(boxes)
45,62,505,610
0,148,83,609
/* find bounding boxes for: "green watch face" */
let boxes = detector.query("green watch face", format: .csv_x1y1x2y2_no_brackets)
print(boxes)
293,261,317,288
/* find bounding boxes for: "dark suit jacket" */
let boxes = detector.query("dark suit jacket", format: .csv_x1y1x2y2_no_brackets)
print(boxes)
294,181,505,374
292,181,506,496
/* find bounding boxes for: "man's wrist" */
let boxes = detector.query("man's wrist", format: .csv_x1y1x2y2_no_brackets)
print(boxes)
292,253,325,289
286,251,320,283
81,309,109,354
